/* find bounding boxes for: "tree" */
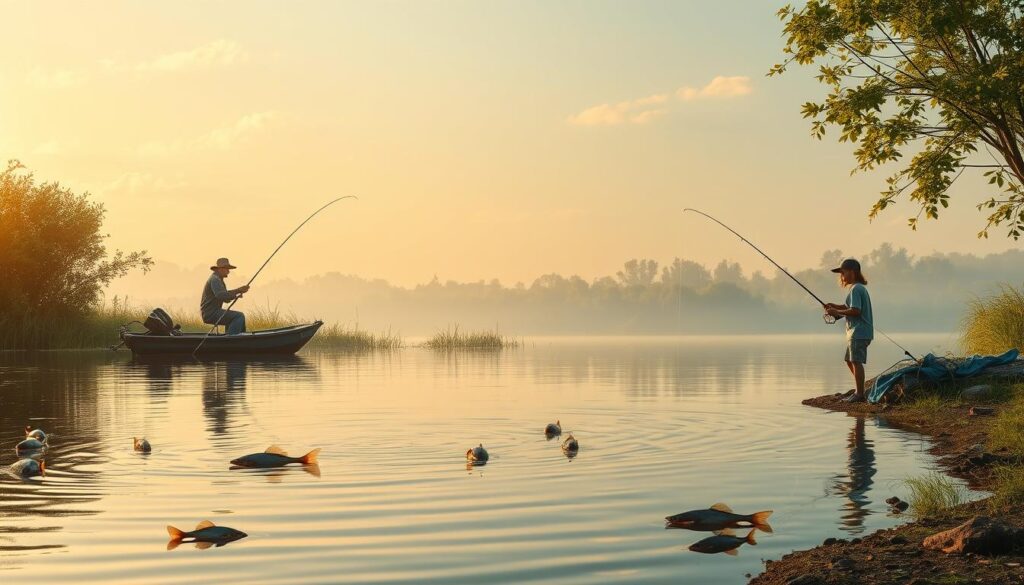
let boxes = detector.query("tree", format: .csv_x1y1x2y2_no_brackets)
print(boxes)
0,161,152,317
661,258,713,290
774,1,1024,238
712,260,744,284
616,259,659,287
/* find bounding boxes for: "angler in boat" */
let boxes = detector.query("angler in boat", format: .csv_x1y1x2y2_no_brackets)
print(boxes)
202,258,251,335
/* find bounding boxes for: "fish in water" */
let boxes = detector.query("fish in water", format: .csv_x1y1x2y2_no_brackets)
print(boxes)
134,437,152,453
230,445,320,469
166,520,247,550
562,434,579,455
688,528,757,556
10,458,44,478
665,503,773,532
16,437,46,453
466,444,489,465
24,426,46,442
544,420,561,438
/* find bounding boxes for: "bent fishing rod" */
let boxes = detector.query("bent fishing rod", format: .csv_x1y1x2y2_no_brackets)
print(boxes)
192,196,358,356
682,208,917,362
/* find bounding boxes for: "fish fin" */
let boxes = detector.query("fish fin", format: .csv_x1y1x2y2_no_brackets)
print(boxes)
195,520,216,530
745,529,757,545
195,541,214,550
750,510,773,527
265,445,288,456
304,463,322,478
24,425,31,436
717,528,735,536
723,548,739,556
466,449,474,459
755,523,773,534
300,448,321,465
167,525,185,540
39,460,45,475
710,503,733,513
166,539,181,551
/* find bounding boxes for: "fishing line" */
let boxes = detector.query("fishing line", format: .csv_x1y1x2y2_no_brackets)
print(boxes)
193,196,358,356
682,209,917,362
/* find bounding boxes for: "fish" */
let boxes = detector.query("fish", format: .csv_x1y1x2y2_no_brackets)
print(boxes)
15,438,46,453
134,437,152,453
665,503,773,533
466,444,489,464
24,426,46,442
229,445,320,469
166,520,247,550
10,458,44,478
688,528,757,556
544,420,562,437
562,434,579,455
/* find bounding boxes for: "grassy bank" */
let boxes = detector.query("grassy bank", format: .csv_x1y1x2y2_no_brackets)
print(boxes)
961,284,1024,355
422,326,520,350
0,301,403,351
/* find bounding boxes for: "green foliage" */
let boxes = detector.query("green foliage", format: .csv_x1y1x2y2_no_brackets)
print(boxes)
988,392,1024,457
960,284,1024,354
423,325,519,350
774,2,1024,238
0,161,151,347
991,464,1024,509
903,472,966,519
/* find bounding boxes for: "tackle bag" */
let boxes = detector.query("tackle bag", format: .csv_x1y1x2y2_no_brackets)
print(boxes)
143,308,182,336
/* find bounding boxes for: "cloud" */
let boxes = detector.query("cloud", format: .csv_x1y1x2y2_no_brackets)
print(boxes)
100,172,188,195
567,93,669,126
138,111,279,157
136,39,247,73
678,76,752,100
28,67,87,89
568,76,752,127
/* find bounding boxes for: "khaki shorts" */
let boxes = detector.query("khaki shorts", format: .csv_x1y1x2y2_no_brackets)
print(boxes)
845,338,871,364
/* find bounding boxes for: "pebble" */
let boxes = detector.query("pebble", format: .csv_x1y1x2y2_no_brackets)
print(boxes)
823,537,837,546
1006,562,1021,568
850,537,862,544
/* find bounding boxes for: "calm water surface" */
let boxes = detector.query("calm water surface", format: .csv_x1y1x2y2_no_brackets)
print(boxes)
0,335,980,584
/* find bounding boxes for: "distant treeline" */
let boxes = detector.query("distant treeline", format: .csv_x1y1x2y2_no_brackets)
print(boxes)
113,244,1024,335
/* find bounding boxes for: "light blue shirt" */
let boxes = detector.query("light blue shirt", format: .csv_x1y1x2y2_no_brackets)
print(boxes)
845,283,874,341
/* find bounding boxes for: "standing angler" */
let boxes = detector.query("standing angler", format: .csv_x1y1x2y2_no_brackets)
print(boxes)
825,259,874,403
201,258,250,335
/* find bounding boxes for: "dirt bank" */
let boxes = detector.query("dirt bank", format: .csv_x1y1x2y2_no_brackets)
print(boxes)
751,390,1024,585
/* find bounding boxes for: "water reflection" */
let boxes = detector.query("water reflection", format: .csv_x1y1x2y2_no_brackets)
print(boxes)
202,361,248,437
832,416,878,533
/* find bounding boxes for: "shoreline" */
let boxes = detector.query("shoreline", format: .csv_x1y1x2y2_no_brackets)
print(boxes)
751,390,1024,585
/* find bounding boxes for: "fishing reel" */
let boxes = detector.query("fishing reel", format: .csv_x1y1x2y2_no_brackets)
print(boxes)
823,313,837,325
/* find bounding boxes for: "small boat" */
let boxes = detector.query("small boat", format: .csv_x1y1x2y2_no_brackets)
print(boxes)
121,322,323,356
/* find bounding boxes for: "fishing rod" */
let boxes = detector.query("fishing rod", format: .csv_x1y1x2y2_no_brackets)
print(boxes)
682,208,917,361
192,196,358,356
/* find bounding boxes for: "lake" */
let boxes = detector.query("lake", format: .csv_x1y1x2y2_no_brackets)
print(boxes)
0,334,979,584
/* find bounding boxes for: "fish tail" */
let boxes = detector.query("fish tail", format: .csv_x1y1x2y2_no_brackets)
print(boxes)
167,525,185,541
745,529,757,545
301,448,321,465
750,510,773,531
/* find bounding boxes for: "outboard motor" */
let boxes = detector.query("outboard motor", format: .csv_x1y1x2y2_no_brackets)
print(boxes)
143,308,182,336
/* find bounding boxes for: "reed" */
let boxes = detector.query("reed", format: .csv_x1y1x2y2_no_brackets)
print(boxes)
422,325,519,350
0,298,402,351
903,472,966,519
988,391,1024,457
960,284,1024,355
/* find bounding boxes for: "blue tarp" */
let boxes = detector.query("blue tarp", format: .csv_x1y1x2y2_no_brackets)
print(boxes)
867,349,1020,404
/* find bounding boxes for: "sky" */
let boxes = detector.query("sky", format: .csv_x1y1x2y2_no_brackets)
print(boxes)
1,0,1019,288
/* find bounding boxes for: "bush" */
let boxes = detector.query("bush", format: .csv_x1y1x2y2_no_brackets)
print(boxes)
0,161,151,348
961,285,1024,355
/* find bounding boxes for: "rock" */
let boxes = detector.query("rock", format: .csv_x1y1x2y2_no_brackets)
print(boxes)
962,384,993,400
969,406,996,416
886,496,903,505
922,516,1024,555
823,537,838,546
850,537,862,544
1006,561,1021,567
892,501,910,512
889,535,909,545
785,576,824,585
829,557,855,571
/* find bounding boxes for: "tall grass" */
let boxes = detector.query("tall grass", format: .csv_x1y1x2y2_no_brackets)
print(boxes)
422,325,520,350
903,472,966,519
0,299,402,351
988,393,1024,457
991,465,1024,510
961,284,1024,355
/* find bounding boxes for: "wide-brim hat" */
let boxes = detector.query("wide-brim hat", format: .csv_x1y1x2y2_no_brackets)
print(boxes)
210,257,237,270
830,258,861,273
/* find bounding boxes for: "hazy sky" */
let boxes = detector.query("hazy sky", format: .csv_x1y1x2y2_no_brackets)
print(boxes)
1,1,1018,287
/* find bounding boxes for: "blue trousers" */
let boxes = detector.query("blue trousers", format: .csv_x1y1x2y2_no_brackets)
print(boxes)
205,310,246,334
